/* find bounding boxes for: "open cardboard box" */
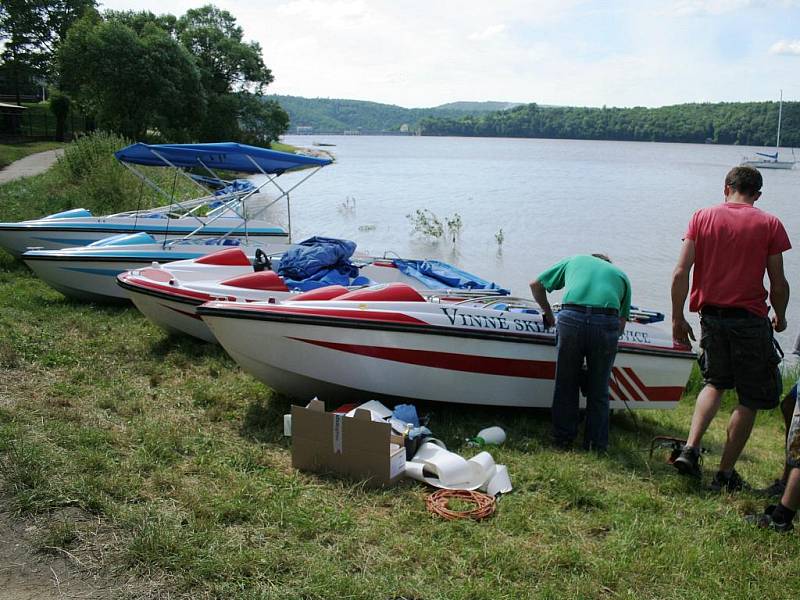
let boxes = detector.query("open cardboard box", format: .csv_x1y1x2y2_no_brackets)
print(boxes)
291,399,406,486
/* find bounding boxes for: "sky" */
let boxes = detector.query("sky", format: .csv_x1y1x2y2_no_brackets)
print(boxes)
100,0,800,108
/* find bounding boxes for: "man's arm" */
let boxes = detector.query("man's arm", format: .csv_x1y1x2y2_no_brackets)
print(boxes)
530,279,555,329
767,253,790,332
671,239,696,346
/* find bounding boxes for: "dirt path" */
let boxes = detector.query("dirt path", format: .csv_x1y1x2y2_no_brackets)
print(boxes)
0,149,63,184
0,508,106,599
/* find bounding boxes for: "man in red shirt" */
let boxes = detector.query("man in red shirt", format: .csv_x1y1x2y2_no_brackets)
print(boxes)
671,166,790,491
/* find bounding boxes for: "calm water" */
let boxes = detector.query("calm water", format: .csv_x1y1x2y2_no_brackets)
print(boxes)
262,135,800,349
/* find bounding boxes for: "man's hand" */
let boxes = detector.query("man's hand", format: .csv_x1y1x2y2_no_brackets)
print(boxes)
772,314,787,332
672,316,695,347
542,310,556,329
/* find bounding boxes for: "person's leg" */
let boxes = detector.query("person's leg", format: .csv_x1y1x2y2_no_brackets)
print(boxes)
780,468,800,511
779,385,798,483
685,384,725,448
551,311,584,447
718,403,757,472
583,314,619,452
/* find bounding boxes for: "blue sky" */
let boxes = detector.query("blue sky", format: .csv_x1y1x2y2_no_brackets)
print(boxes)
101,0,800,108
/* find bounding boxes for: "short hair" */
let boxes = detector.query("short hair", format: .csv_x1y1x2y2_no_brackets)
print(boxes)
592,253,612,263
725,166,762,196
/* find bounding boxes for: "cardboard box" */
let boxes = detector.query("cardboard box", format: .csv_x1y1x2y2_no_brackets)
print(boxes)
291,399,406,486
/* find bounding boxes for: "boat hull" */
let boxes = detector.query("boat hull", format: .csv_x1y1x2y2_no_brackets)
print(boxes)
201,307,694,409
740,160,794,170
0,217,287,258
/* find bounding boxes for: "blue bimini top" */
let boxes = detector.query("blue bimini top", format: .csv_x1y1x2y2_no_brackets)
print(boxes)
115,142,332,175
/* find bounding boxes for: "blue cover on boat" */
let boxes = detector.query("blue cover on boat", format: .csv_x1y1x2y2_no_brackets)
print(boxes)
393,259,509,294
214,179,255,197
115,143,332,174
87,232,157,247
278,237,366,290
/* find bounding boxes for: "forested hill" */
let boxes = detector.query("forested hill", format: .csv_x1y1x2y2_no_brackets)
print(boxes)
269,95,517,133
419,102,800,146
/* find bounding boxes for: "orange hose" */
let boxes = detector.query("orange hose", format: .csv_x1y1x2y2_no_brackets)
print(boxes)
425,489,496,521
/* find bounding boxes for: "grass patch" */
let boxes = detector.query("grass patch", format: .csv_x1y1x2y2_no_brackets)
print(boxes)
0,140,65,169
1,154,799,598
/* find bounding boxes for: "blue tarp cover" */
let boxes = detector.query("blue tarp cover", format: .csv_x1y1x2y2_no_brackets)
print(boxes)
115,143,332,174
393,259,510,294
278,237,370,291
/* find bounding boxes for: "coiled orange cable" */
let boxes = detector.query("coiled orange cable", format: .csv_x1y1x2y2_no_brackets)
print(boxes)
426,489,496,521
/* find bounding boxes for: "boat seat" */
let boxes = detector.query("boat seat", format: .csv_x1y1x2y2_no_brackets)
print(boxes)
336,282,425,302
195,248,251,266
220,271,289,291
291,285,350,301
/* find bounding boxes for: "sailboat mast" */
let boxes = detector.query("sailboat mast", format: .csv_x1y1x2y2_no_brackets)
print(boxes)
776,89,783,152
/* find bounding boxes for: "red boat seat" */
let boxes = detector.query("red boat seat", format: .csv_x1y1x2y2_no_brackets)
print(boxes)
291,285,350,301
220,271,289,291
336,282,425,302
195,248,251,267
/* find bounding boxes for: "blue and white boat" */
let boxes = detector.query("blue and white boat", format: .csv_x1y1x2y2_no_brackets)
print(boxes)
0,142,331,257
21,143,332,302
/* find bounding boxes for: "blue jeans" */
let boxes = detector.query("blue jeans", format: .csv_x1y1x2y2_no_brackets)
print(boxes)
552,309,620,451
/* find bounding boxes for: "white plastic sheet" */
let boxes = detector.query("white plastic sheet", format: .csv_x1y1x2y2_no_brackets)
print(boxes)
405,442,513,495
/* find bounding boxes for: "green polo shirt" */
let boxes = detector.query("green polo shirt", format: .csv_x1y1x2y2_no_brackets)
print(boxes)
537,255,632,318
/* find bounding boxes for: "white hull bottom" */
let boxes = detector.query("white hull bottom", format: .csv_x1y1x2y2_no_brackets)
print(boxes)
129,292,216,342
203,315,692,409
25,259,138,302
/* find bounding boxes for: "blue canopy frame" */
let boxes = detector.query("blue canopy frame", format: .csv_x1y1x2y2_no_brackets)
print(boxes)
115,142,332,174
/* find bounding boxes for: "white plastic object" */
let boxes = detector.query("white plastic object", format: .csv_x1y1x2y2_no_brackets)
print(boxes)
475,426,506,445
283,414,292,436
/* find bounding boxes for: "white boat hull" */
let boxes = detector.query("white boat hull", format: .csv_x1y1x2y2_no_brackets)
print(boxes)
24,240,290,302
201,299,694,409
0,216,287,258
740,160,794,170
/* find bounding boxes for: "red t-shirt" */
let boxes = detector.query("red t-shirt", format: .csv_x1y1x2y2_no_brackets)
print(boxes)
684,202,791,317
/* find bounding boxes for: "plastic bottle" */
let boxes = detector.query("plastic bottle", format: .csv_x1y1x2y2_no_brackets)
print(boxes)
470,426,506,446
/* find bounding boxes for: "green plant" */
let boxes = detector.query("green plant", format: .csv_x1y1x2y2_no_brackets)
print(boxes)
406,208,444,240
445,212,462,243
495,228,505,245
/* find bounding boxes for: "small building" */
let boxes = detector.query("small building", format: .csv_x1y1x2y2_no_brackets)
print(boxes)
0,102,27,137
296,125,313,135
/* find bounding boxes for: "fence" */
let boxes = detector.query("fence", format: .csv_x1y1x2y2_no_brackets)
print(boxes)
0,108,88,142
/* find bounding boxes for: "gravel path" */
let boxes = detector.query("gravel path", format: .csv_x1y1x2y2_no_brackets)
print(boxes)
0,149,63,184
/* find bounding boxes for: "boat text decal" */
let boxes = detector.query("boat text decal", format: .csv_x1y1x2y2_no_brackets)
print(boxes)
440,307,548,333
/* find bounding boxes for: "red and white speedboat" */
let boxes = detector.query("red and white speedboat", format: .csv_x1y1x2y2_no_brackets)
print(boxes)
118,248,509,343
197,283,695,409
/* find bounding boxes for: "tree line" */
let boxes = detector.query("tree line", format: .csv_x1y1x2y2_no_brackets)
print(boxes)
0,1,288,145
272,95,518,133
419,102,800,147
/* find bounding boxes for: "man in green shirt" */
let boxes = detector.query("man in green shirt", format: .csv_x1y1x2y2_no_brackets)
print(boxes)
531,254,631,451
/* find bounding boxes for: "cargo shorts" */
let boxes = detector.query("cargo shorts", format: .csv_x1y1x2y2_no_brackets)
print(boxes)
697,314,782,411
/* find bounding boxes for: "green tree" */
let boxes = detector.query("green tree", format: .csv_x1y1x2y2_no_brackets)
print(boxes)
0,0,96,103
58,14,205,140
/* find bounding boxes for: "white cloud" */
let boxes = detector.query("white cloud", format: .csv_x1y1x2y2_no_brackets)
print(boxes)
665,0,800,16
770,39,800,55
468,24,506,41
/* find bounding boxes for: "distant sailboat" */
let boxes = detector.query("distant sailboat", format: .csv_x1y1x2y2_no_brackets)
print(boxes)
741,90,795,170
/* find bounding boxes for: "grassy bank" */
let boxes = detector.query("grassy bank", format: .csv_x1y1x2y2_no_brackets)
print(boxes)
0,141,65,170
1,143,800,598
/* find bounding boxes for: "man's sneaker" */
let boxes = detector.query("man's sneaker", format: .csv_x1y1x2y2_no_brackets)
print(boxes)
709,469,751,492
745,505,794,532
756,478,787,498
672,446,702,478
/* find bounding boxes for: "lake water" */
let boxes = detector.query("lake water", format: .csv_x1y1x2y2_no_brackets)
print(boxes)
265,135,800,350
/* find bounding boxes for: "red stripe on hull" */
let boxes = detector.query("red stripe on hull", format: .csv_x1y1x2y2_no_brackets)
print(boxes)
239,306,428,325
165,304,202,320
290,337,556,379
614,367,645,402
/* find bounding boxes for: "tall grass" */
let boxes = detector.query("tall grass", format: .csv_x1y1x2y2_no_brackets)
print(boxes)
0,131,198,222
